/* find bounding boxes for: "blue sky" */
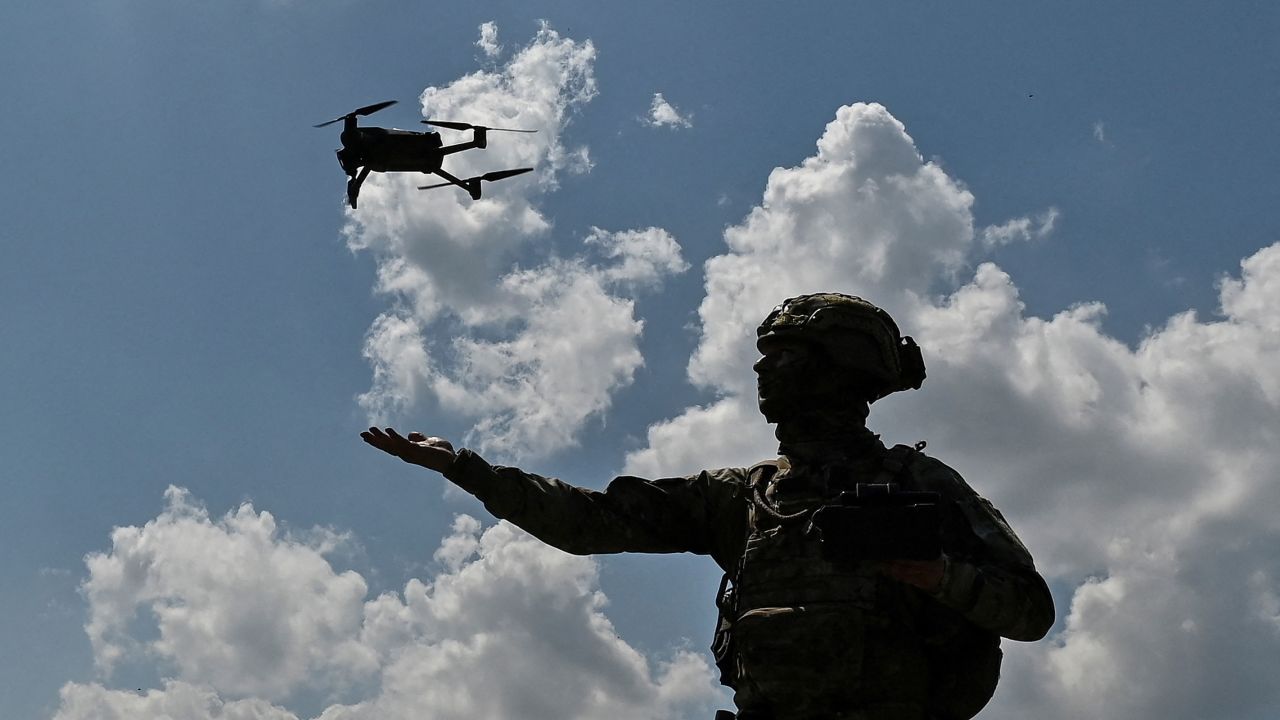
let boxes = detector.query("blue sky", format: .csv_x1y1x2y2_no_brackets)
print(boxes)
4,3,1280,719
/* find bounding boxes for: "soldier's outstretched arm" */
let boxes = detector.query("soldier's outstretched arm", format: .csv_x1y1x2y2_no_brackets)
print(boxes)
360,427,746,565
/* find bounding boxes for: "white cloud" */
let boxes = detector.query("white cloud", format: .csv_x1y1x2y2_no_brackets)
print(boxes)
345,25,686,461
645,93,692,129
1093,120,1106,143
61,494,724,720
476,22,501,58
81,487,376,701
360,226,687,458
54,681,301,720
979,206,1059,249
358,312,434,422
585,226,690,287
319,518,721,720
625,100,1280,719
427,249,676,459
625,396,770,479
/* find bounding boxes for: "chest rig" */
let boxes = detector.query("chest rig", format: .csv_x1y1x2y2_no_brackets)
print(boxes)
712,445,939,715
711,444,1003,720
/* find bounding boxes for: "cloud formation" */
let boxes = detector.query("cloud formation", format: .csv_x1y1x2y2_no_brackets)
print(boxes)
345,24,686,460
60,495,723,720
428,228,687,458
644,93,692,129
55,681,300,720
81,487,374,700
979,207,1059,249
476,21,501,58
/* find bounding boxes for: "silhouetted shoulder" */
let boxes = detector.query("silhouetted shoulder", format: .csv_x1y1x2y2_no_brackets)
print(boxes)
895,450,969,495
905,450,1037,569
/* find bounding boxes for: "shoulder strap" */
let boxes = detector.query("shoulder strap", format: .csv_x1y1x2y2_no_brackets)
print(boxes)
713,459,783,681
747,457,816,526
746,457,783,489
872,443,920,486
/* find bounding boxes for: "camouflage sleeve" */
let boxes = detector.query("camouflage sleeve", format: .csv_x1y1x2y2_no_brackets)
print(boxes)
443,448,750,570
913,457,1056,642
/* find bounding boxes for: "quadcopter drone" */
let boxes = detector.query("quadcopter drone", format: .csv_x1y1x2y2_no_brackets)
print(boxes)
315,100,536,208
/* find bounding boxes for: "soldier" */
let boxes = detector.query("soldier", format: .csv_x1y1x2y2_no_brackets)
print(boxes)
362,293,1055,720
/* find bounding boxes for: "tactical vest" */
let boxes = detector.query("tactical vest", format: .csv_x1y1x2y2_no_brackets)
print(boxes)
711,445,1002,720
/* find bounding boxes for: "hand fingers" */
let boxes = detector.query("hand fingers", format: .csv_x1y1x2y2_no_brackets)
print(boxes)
361,427,401,453
361,427,454,465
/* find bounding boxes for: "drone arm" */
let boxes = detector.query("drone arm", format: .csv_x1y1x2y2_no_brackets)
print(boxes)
428,167,466,187
420,168,481,200
439,127,487,155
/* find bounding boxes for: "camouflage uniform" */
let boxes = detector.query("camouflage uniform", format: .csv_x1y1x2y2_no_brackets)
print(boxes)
442,431,1053,720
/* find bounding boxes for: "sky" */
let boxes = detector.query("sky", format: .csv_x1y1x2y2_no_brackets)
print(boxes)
3,2,1280,718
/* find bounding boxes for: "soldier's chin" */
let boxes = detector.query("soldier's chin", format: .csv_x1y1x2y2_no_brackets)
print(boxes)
757,393,796,423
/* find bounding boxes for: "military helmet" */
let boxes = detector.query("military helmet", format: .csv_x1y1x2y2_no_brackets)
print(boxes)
756,293,926,401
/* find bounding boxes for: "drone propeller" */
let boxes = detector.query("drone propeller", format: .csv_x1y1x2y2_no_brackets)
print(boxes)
418,167,534,192
478,167,534,182
313,100,398,128
421,119,537,133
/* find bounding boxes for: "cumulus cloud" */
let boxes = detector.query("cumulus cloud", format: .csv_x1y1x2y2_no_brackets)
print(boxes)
319,518,721,720
60,493,723,720
979,206,1059,249
585,226,690,287
358,224,687,458
476,21,501,58
81,487,375,700
428,235,683,458
625,100,1280,719
645,93,692,129
55,681,300,720
345,24,686,461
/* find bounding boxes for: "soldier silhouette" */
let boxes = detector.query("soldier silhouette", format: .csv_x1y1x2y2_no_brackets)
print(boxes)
362,293,1054,720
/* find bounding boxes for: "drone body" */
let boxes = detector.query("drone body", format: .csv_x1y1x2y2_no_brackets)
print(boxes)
316,100,534,208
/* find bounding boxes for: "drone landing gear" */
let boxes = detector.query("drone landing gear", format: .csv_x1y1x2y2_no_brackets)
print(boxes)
347,167,371,209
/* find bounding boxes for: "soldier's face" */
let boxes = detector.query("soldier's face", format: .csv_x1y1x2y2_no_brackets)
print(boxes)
754,338,811,374
755,338,826,421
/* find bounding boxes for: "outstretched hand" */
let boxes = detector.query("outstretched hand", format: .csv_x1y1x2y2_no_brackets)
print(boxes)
360,427,457,473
